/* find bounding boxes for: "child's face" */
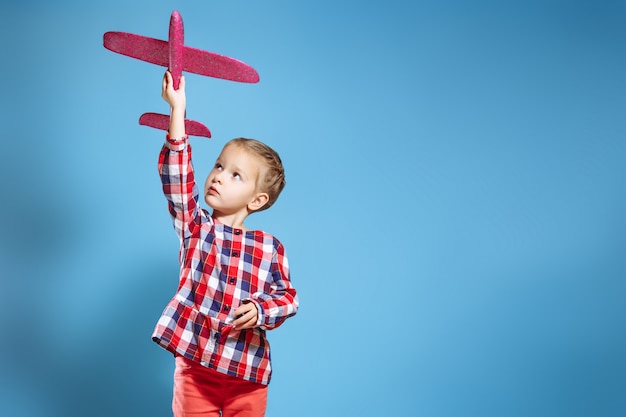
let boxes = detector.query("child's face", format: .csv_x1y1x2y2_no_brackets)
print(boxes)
204,144,265,215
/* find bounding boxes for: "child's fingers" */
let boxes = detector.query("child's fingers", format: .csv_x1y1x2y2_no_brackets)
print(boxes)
242,316,256,329
235,313,256,330
234,302,253,317
233,303,257,329
163,71,174,91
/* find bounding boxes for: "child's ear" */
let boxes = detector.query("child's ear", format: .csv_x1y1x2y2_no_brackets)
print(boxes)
248,192,269,212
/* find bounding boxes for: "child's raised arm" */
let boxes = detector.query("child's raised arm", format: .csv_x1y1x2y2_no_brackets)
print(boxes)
161,71,186,138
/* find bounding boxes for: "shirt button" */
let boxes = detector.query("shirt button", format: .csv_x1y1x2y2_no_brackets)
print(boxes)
233,251,239,257
223,305,230,311
229,278,236,284
235,229,241,235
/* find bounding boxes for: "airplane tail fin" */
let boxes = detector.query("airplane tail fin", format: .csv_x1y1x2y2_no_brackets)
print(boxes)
139,112,211,138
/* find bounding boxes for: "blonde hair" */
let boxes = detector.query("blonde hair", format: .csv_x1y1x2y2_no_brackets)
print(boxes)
225,138,286,211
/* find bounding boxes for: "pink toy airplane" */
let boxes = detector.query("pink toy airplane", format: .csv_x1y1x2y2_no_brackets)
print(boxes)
103,10,259,138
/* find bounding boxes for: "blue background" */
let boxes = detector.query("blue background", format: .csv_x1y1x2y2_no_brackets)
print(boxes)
1,1,625,416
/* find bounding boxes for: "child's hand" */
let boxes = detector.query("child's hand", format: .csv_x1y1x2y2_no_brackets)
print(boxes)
162,71,186,138
161,70,186,111
233,302,258,330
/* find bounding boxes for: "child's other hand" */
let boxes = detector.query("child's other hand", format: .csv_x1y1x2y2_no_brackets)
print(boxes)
233,302,258,330
161,71,186,111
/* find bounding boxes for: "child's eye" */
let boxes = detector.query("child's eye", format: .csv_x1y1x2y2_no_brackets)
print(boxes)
233,173,241,180
215,163,223,170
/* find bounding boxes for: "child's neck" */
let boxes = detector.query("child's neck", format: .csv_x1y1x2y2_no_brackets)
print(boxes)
212,211,250,231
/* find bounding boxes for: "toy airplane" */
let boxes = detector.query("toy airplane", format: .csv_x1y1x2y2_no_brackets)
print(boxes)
103,10,259,138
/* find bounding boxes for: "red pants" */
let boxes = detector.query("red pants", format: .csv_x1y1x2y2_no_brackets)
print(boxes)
173,355,268,417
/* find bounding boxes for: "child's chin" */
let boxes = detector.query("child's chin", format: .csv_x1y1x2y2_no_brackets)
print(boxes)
204,197,216,208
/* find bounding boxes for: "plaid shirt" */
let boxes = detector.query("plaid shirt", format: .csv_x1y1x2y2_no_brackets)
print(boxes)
151,138,298,385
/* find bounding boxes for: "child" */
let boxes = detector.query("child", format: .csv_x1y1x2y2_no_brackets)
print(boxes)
152,71,299,417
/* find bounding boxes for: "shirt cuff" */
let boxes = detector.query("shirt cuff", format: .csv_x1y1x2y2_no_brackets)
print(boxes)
165,133,189,151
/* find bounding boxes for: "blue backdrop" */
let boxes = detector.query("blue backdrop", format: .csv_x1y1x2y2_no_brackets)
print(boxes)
1,1,625,416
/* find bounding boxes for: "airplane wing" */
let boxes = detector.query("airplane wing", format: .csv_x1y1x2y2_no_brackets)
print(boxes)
103,32,260,83
183,45,260,83
103,32,169,67
139,112,212,138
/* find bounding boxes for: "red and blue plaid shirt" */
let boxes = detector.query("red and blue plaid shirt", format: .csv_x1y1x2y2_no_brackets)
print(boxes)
151,138,298,385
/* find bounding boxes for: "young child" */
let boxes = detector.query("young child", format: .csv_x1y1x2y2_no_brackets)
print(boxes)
152,71,299,417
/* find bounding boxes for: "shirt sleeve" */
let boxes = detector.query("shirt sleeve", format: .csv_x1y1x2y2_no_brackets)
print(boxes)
250,241,299,330
158,137,200,241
